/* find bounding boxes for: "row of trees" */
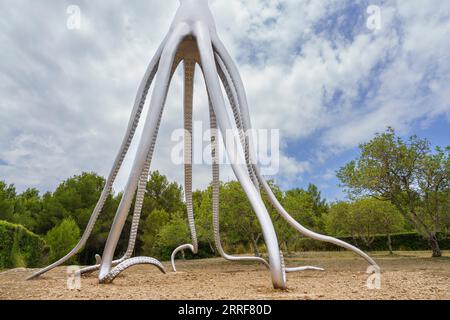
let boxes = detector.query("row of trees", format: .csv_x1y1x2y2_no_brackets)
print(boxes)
0,128,449,264
0,171,331,263
0,171,187,264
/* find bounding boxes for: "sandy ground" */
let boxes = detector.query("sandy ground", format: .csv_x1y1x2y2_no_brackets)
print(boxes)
0,251,449,300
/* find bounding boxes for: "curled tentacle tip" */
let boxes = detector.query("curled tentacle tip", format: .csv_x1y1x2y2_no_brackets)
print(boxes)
151,259,167,274
171,243,196,272
171,263,178,273
99,257,166,283
311,267,325,271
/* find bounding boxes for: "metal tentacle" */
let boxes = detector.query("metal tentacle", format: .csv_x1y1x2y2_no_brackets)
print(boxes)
122,57,184,260
215,56,258,189
208,100,270,269
98,24,190,282
214,53,324,273
171,244,194,273
31,0,378,291
171,58,199,272
99,257,166,284
79,58,183,276
78,111,161,276
27,38,168,281
195,23,286,289
212,35,379,272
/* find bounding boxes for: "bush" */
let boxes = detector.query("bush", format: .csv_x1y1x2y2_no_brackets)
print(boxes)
0,220,49,269
150,216,219,261
45,218,80,264
294,232,450,252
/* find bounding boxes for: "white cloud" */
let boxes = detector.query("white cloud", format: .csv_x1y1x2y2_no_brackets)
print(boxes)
320,1,450,151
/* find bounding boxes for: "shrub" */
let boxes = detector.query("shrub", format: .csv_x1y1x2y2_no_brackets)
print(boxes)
45,218,80,264
0,220,49,269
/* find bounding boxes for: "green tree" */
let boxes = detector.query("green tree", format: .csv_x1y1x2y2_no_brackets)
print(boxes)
156,215,190,258
337,128,450,257
306,184,328,221
219,181,264,256
143,171,185,218
35,172,120,264
51,172,105,228
13,188,42,232
265,182,294,253
141,209,170,257
279,189,315,252
133,171,185,255
325,201,352,237
194,186,216,254
35,172,105,235
272,184,327,253
0,181,16,222
283,188,324,231
35,191,64,235
82,193,122,265
45,218,80,264
349,198,405,252
376,201,406,254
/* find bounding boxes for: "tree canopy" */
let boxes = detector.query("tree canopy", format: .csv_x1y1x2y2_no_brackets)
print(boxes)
337,128,450,257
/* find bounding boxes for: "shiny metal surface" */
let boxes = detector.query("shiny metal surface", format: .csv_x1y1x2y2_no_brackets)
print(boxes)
29,0,378,289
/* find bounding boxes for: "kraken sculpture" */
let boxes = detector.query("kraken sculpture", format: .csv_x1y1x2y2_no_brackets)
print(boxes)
28,0,379,289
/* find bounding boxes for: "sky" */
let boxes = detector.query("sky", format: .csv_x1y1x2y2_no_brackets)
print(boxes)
0,0,449,202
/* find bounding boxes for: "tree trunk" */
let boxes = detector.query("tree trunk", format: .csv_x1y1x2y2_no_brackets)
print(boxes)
255,234,262,245
429,233,442,257
387,233,393,255
284,241,290,254
208,241,216,255
250,235,261,257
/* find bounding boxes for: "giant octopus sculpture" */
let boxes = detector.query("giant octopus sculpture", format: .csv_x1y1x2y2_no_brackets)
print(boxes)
28,0,379,289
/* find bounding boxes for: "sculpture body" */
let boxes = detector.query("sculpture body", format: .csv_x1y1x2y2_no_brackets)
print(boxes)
28,0,378,290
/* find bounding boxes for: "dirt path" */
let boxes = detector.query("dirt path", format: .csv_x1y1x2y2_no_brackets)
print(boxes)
1,251,449,300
